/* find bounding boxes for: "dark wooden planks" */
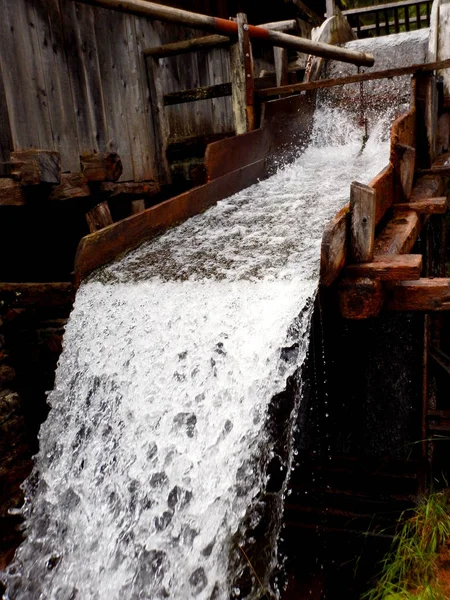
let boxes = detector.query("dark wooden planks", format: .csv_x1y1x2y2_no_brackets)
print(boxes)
343,254,422,281
393,197,448,215
387,279,450,311
74,159,266,285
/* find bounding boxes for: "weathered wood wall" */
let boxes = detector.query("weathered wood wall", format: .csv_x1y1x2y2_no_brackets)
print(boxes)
0,0,239,182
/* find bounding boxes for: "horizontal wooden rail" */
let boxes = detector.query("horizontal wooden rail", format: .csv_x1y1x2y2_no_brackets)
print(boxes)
342,0,430,17
75,0,374,66
144,35,230,58
257,59,450,99
164,83,231,106
343,0,432,37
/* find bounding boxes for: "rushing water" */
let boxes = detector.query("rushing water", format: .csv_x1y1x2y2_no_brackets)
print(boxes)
6,19,428,589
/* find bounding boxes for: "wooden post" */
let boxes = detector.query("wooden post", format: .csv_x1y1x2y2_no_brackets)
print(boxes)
326,0,336,18
86,201,113,232
146,56,171,185
350,182,376,263
80,152,123,182
273,47,289,87
131,198,146,214
10,150,61,185
230,13,255,134
415,72,438,168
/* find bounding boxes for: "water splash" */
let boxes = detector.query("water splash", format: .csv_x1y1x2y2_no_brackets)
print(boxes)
2,105,392,600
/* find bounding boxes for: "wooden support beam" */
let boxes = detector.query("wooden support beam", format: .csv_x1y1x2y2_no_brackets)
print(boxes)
320,206,348,287
0,282,74,309
274,47,289,88
74,159,266,286
80,152,123,182
387,278,450,311
392,144,416,201
393,197,447,215
164,83,231,106
415,72,438,168
230,14,255,134
86,201,113,233
410,174,444,201
421,151,450,176
374,211,420,256
343,254,422,281
0,178,26,206
48,173,91,201
370,164,395,225
100,181,160,198
350,182,376,263
256,59,450,99
339,277,384,320
10,150,60,185
144,35,231,58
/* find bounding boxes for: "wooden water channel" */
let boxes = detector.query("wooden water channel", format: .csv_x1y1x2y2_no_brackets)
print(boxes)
1,0,450,596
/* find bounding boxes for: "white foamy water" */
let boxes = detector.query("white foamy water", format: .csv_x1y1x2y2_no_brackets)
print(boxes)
2,104,393,600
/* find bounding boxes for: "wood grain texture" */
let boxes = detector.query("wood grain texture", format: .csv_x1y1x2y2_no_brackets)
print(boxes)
74,159,266,285
10,150,61,185
368,164,395,225
80,152,123,182
320,206,349,287
387,278,450,311
343,254,422,281
392,143,416,201
49,173,91,201
374,210,420,255
393,197,447,215
410,174,444,200
86,201,113,232
350,181,376,263
338,277,384,320
0,179,26,206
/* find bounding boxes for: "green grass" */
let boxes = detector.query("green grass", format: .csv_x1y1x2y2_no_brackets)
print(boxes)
363,491,450,600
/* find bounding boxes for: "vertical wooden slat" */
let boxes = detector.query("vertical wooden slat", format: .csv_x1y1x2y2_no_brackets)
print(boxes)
33,0,80,172
274,47,289,87
384,9,390,35
375,11,381,37
416,4,421,29
59,0,108,154
0,65,12,175
350,182,376,263
405,5,410,31
146,55,171,183
230,13,255,135
394,7,400,33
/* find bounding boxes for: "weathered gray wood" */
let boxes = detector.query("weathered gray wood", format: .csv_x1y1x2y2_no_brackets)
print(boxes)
415,72,438,168
230,14,254,134
0,179,26,206
274,47,289,87
350,182,376,263
320,206,348,287
86,201,113,232
164,83,231,106
32,0,80,172
49,173,91,201
144,35,231,58
10,150,61,185
0,66,12,176
80,152,123,182
60,0,108,153
146,55,171,184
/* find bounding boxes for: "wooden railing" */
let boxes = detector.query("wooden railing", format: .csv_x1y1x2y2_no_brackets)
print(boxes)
342,0,433,38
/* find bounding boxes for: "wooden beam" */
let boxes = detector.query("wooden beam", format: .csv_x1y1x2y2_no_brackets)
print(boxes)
343,0,429,16
256,59,450,99
339,277,384,320
421,151,450,176
74,159,267,286
164,83,231,106
48,173,91,201
350,182,376,263
374,210,420,256
274,47,289,88
10,150,60,185
393,197,447,215
0,178,26,206
370,164,395,225
143,35,230,58
100,181,160,198
343,254,422,281
230,13,255,134
320,206,349,287
86,201,113,232
392,143,416,201
80,152,123,182
387,278,450,311
410,174,444,201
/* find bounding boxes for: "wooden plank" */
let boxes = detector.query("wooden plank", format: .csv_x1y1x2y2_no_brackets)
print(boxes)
350,182,376,263
392,143,416,201
415,73,438,168
204,128,270,180
387,278,450,311
338,277,384,320
256,59,450,99
143,35,231,58
0,179,26,206
100,181,159,197
74,158,266,285
393,197,447,215
423,152,450,176
320,205,349,287
0,282,74,309
80,152,123,182
10,150,61,185
374,210,420,256
31,0,80,172
59,0,108,153
368,164,395,225
230,14,254,134
410,174,444,201
146,55,171,184
0,65,12,176
274,47,289,88
49,173,91,201
94,6,133,181
163,83,232,106
343,254,422,281
86,201,113,232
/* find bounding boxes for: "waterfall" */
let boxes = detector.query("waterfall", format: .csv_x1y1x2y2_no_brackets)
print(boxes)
2,30,427,600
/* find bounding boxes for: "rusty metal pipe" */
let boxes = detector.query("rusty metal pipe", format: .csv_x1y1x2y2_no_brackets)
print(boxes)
74,0,375,67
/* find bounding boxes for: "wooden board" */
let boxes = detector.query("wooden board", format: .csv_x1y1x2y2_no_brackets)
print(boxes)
0,179,26,206
0,65,12,176
343,254,422,281
320,206,349,287
204,128,269,180
374,210,420,256
74,159,266,285
410,174,444,201
391,143,415,202
350,182,376,263
393,197,447,215
390,110,415,157
368,164,395,225
387,278,450,311
338,277,384,320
